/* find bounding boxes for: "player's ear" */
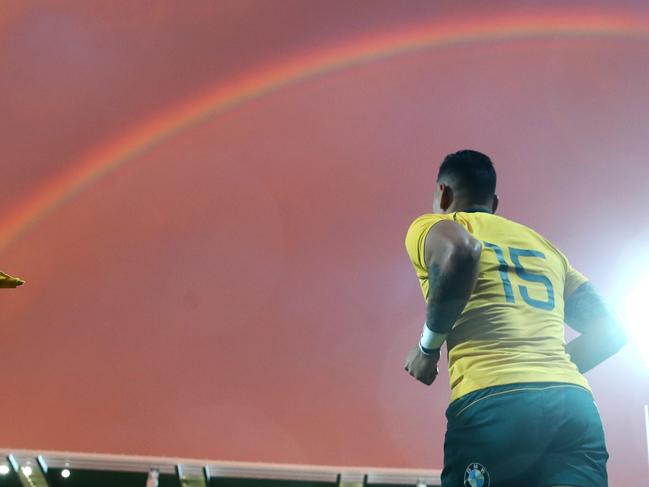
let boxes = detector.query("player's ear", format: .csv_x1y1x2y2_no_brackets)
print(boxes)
440,184,453,212
491,194,499,214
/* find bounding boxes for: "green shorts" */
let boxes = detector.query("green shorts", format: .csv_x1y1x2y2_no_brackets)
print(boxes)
441,382,609,487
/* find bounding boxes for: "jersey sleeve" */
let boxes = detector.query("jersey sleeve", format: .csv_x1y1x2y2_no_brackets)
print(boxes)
404,214,446,272
565,263,589,298
405,214,446,300
405,213,472,300
551,245,589,297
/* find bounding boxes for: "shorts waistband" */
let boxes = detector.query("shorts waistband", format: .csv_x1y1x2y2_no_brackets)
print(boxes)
447,382,591,419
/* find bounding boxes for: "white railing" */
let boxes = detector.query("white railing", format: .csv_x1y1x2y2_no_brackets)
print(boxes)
0,449,442,486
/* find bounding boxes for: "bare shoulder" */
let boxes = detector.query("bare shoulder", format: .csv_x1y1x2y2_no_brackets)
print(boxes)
426,219,478,246
424,220,481,266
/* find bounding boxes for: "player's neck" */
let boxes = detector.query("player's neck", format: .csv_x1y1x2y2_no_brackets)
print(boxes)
447,203,493,214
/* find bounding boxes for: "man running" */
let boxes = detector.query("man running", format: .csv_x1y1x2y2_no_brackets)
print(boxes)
403,150,626,487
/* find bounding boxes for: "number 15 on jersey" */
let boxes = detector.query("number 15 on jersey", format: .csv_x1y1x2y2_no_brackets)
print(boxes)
483,242,555,311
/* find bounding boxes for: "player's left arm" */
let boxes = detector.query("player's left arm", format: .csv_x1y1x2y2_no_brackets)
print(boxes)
404,221,482,385
564,282,627,373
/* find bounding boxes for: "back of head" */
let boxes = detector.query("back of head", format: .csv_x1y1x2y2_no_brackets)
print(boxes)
438,150,497,205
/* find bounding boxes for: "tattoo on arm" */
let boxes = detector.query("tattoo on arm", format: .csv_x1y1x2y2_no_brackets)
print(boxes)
425,258,478,334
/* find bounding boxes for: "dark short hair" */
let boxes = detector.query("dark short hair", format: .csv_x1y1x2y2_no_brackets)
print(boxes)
437,150,496,202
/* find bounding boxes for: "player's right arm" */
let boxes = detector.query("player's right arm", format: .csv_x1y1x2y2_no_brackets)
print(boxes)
564,282,627,373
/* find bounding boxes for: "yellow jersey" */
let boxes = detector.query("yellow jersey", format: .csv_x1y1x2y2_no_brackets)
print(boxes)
405,211,590,402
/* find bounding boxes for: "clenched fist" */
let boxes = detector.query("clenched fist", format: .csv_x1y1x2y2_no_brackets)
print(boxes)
404,345,441,386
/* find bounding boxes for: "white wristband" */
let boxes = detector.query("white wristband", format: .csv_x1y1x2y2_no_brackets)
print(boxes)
419,323,447,355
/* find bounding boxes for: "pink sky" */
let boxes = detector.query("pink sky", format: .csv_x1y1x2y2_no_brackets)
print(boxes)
1,2,648,485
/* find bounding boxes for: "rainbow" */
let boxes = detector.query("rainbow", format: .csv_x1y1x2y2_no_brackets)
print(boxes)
1,10,648,253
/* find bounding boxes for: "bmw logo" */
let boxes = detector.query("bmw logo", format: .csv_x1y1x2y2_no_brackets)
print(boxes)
464,463,490,487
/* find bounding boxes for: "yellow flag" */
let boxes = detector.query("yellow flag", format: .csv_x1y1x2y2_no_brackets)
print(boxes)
0,271,25,288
